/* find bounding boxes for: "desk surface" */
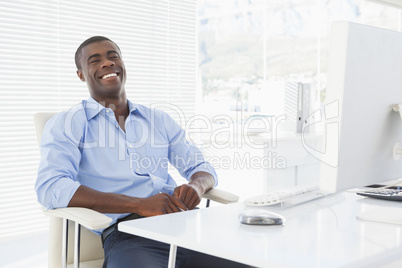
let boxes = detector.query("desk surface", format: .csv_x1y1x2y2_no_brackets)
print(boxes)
119,192,402,268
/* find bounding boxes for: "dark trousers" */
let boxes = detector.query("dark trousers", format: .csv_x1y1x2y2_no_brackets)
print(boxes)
103,230,252,268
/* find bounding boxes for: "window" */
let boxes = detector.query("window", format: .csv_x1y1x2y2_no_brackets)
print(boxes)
198,0,402,119
197,0,402,197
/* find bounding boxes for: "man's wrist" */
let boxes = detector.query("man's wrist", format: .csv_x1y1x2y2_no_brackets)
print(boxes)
189,171,214,194
188,182,204,196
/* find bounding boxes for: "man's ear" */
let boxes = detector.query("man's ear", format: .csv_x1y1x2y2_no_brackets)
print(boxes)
77,70,85,82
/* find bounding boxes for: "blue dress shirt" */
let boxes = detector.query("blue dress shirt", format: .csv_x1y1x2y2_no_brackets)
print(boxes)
35,97,217,234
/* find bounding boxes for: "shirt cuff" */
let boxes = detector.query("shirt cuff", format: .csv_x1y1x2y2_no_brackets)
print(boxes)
49,177,81,209
187,162,218,187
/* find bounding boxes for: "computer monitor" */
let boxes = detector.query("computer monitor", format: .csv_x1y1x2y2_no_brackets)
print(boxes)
315,21,402,193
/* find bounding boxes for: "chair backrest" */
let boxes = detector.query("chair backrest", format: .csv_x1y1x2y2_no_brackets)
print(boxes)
34,112,57,144
34,112,104,268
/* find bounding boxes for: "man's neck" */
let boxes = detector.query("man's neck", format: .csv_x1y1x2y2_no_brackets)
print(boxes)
112,98,129,132
108,96,128,118
92,94,129,131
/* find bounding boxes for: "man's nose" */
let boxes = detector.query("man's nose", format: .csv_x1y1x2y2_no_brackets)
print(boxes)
101,59,115,68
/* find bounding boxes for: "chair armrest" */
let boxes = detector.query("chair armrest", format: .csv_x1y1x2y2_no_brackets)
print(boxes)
202,188,239,204
42,189,237,230
43,207,113,230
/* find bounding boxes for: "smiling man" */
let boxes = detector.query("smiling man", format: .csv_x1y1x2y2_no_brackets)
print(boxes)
35,36,249,268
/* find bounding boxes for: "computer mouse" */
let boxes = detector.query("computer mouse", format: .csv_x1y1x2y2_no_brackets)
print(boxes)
238,209,285,225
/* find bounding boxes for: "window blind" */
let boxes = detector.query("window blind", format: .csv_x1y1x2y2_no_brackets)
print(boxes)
0,0,197,238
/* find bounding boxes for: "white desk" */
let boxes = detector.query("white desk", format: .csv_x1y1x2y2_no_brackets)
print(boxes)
118,192,402,268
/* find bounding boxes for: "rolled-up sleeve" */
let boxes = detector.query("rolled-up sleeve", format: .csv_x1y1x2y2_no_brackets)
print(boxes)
35,112,82,209
163,112,218,187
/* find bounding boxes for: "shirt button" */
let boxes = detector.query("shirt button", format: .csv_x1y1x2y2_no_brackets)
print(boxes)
136,168,140,172
115,124,119,128
129,145,133,148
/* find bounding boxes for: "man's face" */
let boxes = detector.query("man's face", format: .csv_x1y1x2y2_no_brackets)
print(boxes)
77,40,126,100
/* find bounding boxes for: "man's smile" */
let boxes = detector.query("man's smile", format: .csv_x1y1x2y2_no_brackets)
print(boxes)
100,72,119,80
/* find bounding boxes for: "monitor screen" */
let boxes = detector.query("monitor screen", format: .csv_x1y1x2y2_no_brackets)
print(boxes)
317,21,402,193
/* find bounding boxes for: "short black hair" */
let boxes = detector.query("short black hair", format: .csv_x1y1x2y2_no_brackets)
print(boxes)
75,36,121,69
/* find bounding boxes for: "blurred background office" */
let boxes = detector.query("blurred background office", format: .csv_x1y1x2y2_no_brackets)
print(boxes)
0,0,400,267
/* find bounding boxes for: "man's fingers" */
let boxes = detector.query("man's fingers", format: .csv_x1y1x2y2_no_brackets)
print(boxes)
172,186,181,199
160,194,183,213
172,184,203,210
187,194,200,210
175,185,193,204
177,186,191,203
182,186,200,209
165,204,175,214
170,195,189,211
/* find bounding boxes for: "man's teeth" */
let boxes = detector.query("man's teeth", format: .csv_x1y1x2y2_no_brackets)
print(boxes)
102,73,117,79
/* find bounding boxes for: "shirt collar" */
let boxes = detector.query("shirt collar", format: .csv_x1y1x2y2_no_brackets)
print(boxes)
127,99,139,115
84,97,140,121
84,97,104,120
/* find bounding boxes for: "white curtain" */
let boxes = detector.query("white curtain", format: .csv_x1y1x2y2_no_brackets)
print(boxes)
0,0,197,238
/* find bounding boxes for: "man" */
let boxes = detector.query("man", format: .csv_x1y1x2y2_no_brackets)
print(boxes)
36,36,248,267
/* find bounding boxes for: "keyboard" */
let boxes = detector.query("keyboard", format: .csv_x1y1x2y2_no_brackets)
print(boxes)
356,187,402,201
245,186,320,206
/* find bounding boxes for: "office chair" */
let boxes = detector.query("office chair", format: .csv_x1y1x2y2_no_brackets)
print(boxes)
34,112,239,268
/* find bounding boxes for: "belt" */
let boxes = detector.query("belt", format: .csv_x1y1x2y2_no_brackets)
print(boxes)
101,213,142,246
